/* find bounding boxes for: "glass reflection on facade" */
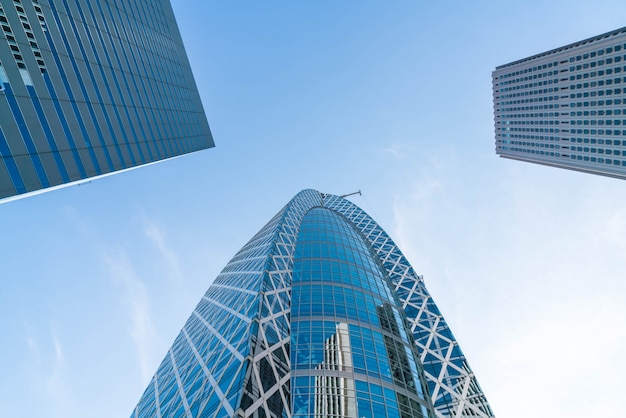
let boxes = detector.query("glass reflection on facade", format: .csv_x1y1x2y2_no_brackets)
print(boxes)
131,190,494,418
291,207,431,418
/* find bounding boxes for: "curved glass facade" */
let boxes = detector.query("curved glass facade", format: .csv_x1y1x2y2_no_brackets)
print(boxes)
132,190,493,418
291,207,431,418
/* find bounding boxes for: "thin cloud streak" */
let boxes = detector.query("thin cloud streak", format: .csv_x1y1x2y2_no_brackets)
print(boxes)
143,219,183,283
380,143,416,160
46,326,73,418
105,252,156,384
51,326,64,366
22,325,74,418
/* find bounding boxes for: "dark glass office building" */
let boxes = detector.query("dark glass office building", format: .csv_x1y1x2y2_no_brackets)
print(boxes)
131,190,494,418
0,0,213,201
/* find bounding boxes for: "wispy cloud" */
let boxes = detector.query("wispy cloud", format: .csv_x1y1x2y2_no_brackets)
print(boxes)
46,325,67,397
105,252,156,384
380,143,416,160
391,174,443,268
51,326,64,366
143,219,182,283
23,324,73,418
26,331,40,362
390,162,626,418
63,207,163,386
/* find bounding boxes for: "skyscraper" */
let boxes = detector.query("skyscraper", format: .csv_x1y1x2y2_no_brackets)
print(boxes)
0,0,213,201
493,26,626,179
132,190,494,418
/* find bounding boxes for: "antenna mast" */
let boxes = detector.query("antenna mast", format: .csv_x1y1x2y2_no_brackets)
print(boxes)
339,190,362,198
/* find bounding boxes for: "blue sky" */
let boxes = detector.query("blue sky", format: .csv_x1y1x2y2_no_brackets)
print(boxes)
2,1,626,417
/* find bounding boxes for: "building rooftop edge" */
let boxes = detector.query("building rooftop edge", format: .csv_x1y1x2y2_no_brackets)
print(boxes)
494,26,626,71
498,154,626,180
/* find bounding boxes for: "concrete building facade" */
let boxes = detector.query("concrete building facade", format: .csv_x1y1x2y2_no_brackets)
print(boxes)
493,27,626,179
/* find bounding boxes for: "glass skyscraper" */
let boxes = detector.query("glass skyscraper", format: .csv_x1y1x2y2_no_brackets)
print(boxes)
0,0,213,201
132,190,494,418
493,26,626,179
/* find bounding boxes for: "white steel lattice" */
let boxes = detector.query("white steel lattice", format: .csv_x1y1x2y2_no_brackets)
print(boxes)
324,194,494,418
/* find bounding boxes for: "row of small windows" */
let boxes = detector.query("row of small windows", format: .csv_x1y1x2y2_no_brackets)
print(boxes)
571,109,623,116
570,57,625,72
570,88,623,98
501,61,559,79
503,135,559,141
501,104,559,112
501,127,560,133
570,119,625,126
500,78,558,92
570,137,623,145
569,146,626,155
500,88,559,99
501,146,560,157
501,140,561,149
507,112,560,118
569,44,625,62
570,99,623,107
503,138,624,150
499,96,561,106
503,120,559,125
503,146,626,166
570,155,626,165
499,70,560,86
502,135,626,145
570,128,626,135
571,77,626,89
570,66,624,79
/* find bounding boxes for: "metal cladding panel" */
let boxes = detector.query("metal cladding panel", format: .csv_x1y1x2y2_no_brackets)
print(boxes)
0,0,213,201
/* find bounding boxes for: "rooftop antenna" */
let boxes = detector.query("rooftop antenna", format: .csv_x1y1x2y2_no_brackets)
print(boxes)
339,190,362,199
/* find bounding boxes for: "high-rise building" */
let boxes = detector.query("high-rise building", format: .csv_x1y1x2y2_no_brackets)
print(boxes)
131,190,494,418
493,26,626,179
0,0,213,201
